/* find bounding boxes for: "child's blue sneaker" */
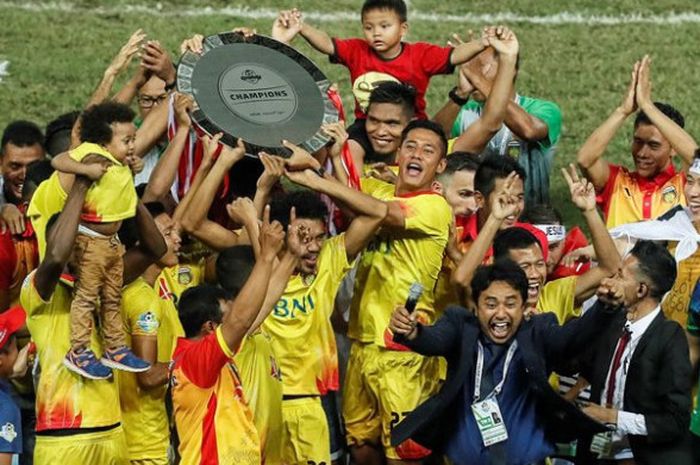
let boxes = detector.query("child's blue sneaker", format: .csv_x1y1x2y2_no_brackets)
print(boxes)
101,345,151,372
64,348,113,380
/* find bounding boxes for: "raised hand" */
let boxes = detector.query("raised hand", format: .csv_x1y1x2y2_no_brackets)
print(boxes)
219,138,247,167
561,163,596,212
321,121,348,160
259,205,286,261
107,29,146,75
596,276,625,308
257,153,286,192
282,140,321,171
173,93,193,128
490,171,520,221
232,27,257,39
368,163,398,184
456,65,476,96
201,132,223,159
620,60,640,116
141,40,176,85
180,34,204,55
273,9,302,44
486,26,519,57
286,206,311,257
226,196,257,225
635,54,653,109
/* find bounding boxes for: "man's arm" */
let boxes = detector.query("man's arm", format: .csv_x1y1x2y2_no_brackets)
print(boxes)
142,94,193,202
34,177,91,301
449,35,489,66
282,142,388,260
299,19,335,55
389,306,465,356
253,154,285,220
219,216,285,351
578,60,640,191
452,31,518,154
559,165,621,305
452,172,520,290
112,66,149,105
122,201,168,286
51,152,109,180
178,136,246,250
636,55,698,168
248,251,298,334
132,335,169,389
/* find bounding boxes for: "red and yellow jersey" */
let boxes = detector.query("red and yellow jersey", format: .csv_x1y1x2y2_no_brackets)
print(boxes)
264,234,351,395
349,178,451,348
536,276,580,325
234,330,283,465
118,278,184,460
155,259,205,305
27,171,67,260
69,142,137,223
171,327,260,465
662,242,700,327
598,163,686,229
20,271,121,431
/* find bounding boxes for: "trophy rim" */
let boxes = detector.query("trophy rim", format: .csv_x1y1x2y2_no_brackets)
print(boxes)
175,31,340,158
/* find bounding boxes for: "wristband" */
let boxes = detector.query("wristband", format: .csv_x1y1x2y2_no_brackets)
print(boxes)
164,80,177,91
449,86,469,106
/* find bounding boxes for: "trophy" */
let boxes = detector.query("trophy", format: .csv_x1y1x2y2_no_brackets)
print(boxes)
176,32,339,157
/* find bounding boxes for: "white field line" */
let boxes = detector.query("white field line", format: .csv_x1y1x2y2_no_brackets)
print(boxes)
2,1,700,25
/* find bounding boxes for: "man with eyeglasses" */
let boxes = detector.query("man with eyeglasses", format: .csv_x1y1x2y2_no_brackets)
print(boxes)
134,75,174,186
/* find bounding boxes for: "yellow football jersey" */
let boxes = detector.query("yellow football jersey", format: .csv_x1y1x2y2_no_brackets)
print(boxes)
349,178,452,348
118,278,184,460
234,330,284,465
20,271,121,431
536,276,580,324
27,171,67,260
155,259,206,305
263,234,351,395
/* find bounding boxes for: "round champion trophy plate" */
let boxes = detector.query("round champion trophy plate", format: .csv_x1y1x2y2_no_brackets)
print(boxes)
176,32,339,157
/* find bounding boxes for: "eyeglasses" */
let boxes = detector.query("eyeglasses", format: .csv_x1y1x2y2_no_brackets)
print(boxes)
137,94,168,108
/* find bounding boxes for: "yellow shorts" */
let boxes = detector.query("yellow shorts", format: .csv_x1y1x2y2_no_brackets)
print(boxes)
34,425,128,465
281,397,331,465
343,342,441,460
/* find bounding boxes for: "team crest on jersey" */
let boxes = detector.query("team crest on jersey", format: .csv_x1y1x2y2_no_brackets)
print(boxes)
137,311,159,333
178,267,192,285
662,185,678,203
0,422,17,443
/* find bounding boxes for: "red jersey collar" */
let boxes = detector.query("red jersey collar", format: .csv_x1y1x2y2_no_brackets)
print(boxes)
395,189,441,199
631,163,678,189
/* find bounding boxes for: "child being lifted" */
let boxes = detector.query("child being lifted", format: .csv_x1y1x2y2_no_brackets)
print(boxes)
51,102,150,380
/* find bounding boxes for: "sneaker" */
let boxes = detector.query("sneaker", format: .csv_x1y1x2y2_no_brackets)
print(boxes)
101,346,151,372
64,348,113,380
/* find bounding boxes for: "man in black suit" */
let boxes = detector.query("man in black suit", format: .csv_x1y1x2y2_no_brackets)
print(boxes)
576,240,692,465
389,259,616,465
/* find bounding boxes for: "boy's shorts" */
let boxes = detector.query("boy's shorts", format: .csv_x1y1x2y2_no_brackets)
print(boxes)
343,342,441,460
34,425,128,465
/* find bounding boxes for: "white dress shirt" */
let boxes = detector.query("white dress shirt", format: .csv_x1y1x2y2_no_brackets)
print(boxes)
599,306,660,459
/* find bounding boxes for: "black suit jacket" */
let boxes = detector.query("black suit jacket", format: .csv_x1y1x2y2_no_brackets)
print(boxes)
577,310,693,465
390,301,618,452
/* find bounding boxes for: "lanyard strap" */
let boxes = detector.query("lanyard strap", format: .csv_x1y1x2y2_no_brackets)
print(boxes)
473,340,519,402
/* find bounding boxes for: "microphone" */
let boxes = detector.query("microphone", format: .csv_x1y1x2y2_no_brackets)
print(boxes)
393,282,424,343
404,282,424,314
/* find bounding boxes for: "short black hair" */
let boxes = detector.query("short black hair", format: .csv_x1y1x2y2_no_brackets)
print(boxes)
400,119,448,158
520,204,562,225
629,240,677,300
634,102,685,129
216,246,255,297
361,0,407,22
178,285,230,338
270,190,328,230
22,160,54,199
367,81,416,119
493,227,540,260
45,111,80,156
2,120,44,153
439,152,480,176
472,259,528,305
144,201,167,219
474,154,526,200
79,102,135,145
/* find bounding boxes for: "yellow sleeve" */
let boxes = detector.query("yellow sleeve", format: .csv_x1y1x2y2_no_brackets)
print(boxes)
318,234,352,286
537,277,580,325
69,142,120,164
123,285,163,337
215,326,237,358
360,177,394,199
402,194,452,237
20,271,50,317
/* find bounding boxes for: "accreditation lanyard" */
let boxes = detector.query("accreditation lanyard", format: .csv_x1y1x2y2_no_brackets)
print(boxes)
473,340,519,402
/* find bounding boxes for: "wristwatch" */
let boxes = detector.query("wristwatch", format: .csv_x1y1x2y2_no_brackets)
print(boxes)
449,86,469,106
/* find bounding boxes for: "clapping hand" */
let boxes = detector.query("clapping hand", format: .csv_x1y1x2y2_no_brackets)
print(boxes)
620,60,641,116
635,54,653,109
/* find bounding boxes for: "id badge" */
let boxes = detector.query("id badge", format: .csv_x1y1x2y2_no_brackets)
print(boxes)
589,431,613,456
471,398,508,446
